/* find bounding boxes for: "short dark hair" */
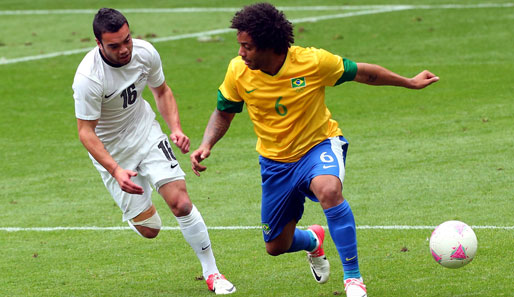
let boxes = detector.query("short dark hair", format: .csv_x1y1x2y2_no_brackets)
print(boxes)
93,8,129,43
231,2,294,55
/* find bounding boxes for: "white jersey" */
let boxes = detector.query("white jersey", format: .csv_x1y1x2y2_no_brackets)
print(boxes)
72,39,165,149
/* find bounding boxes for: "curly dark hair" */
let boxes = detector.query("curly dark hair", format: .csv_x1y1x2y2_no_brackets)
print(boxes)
231,3,294,55
93,8,129,43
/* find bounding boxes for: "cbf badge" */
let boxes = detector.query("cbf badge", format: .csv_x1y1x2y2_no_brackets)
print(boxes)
291,77,306,88
262,223,271,235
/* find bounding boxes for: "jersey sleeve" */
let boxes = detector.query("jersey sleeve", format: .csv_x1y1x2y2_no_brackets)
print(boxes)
72,73,103,120
334,58,357,86
217,59,244,113
146,43,165,88
316,48,357,86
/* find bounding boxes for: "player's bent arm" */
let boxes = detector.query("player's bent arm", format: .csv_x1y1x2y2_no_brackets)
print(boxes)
190,109,235,176
77,119,118,175
150,82,190,153
76,119,144,194
354,63,439,89
200,109,235,151
150,82,182,134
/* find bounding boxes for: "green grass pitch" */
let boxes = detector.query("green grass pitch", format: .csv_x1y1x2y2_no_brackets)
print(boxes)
1,1,513,296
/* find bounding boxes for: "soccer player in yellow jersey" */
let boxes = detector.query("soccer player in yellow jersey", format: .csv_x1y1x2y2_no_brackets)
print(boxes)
191,3,439,296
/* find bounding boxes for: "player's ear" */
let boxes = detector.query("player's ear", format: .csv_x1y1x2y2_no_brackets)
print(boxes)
95,38,102,48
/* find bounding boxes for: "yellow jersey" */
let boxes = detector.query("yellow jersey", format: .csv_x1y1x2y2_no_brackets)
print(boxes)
218,46,357,162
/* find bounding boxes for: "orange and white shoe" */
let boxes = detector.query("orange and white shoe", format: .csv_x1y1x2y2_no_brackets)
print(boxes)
344,277,367,297
306,225,330,284
206,273,236,295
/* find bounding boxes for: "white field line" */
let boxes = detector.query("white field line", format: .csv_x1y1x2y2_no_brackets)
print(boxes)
0,4,512,15
1,225,513,232
0,7,399,65
149,7,410,43
1,3,512,65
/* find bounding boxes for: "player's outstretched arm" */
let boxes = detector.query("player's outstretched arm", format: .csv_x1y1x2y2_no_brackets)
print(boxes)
354,63,439,89
190,109,235,176
77,119,144,194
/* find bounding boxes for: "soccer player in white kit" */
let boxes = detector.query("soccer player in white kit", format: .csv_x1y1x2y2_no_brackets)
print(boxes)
72,8,235,295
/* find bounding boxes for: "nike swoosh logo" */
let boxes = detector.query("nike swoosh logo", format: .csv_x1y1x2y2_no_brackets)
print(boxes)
225,286,235,292
104,91,116,98
345,255,357,261
170,163,178,169
323,165,336,169
201,244,211,251
311,267,322,282
245,88,257,94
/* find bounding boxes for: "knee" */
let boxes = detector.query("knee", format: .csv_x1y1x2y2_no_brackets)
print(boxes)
266,247,283,256
130,206,162,238
170,198,192,217
316,185,344,207
139,227,160,239
317,184,341,200
160,182,192,217
265,243,287,256
311,176,344,205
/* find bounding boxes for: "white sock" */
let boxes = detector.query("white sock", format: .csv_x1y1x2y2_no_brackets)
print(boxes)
175,204,219,279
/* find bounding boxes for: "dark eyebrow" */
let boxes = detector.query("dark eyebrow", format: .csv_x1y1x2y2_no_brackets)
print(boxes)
106,33,131,48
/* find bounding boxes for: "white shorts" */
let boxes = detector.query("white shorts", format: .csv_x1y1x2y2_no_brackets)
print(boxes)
91,120,185,221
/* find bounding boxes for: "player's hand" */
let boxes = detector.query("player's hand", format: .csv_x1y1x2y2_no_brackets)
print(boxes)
190,148,211,177
410,70,439,89
170,131,190,154
113,167,144,195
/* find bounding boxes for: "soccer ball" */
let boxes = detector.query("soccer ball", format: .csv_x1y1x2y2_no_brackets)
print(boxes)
429,220,477,268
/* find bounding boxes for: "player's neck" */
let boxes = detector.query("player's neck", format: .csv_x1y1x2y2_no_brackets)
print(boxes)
98,48,125,68
261,53,287,76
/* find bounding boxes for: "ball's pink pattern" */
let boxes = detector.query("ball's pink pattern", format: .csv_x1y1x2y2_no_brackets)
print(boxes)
431,249,442,263
450,244,467,260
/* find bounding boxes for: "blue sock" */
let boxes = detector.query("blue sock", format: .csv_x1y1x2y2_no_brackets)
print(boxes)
286,228,317,253
344,269,361,279
324,200,361,280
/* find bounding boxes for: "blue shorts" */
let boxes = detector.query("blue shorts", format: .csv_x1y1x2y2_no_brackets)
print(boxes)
259,136,348,242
